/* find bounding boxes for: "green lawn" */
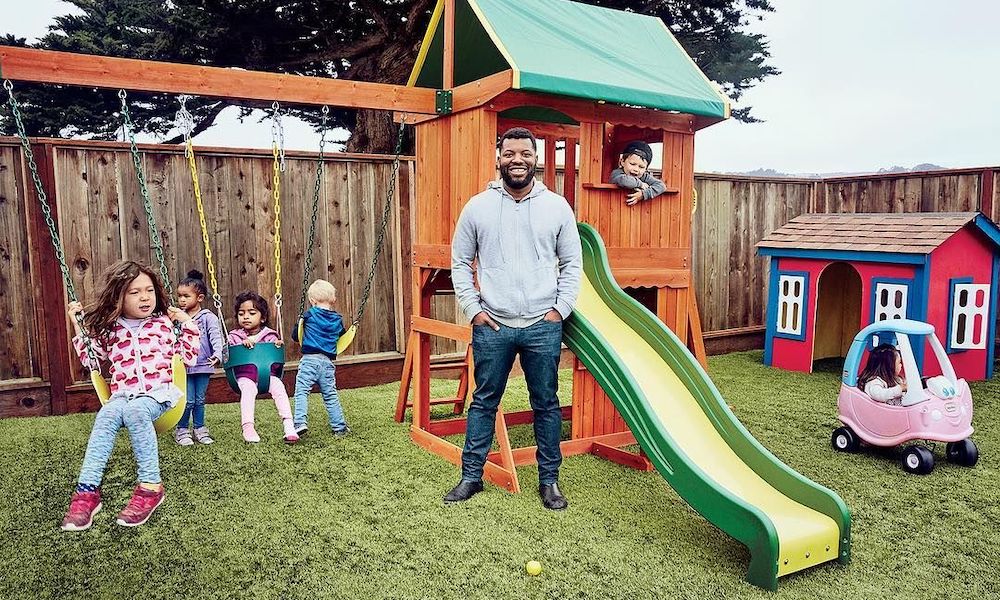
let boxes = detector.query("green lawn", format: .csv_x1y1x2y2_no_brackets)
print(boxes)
0,351,996,599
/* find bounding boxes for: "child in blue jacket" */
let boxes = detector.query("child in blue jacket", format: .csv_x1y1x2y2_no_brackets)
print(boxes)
292,280,349,437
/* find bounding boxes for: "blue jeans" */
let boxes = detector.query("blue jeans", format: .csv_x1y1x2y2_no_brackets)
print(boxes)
293,354,347,431
78,394,170,486
178,373,211,429
462,319,564,485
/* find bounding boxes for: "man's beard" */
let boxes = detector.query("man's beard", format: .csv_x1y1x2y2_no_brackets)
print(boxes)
500,163,535,190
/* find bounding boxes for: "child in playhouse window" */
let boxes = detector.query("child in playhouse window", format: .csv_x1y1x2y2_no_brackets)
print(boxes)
609,140,668,206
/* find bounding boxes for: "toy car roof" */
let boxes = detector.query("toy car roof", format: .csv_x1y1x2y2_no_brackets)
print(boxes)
852,319,935,341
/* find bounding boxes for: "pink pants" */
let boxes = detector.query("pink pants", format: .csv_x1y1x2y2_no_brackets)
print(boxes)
237,376,293,425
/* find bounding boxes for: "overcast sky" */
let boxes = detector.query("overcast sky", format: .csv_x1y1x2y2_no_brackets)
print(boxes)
5,0,999,174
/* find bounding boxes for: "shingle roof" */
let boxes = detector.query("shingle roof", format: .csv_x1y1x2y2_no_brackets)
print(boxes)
756,212,980,254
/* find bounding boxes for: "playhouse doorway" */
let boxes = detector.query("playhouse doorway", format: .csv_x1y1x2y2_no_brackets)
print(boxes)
813,262,862,368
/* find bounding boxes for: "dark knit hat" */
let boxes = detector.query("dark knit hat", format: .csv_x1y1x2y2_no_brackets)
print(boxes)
621,140,653,165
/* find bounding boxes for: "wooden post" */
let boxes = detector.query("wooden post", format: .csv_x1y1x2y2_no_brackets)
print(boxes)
24,141,71,415
981,169,995,221
491,406,520,493
544,136,557,191
688,292,708,370
398,161,414,350
443,0,456,89
564,138,577,208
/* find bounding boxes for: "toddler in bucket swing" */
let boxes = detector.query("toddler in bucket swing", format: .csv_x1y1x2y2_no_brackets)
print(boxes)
61,261,200,531
228,291,299,444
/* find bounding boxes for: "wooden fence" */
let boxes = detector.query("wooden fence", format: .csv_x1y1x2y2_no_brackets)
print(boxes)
0,137,414,415
1,134,997,415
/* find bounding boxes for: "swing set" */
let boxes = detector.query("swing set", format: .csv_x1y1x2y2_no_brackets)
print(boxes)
2,47,418,428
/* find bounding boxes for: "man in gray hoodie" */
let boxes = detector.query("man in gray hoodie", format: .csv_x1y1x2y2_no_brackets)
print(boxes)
444,127,582,510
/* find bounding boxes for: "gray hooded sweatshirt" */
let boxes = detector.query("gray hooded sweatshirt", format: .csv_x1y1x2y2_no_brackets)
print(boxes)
451,180,582,328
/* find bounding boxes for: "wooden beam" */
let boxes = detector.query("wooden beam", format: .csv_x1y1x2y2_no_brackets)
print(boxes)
592,442,654,471
497,119,579,140
612,269,690,289
485,431,641,467
410,316,472,343
0,381,51,418
443,0,456,89
606,247,690,270
687,292,709,369
487,90,695,133
412,243,452,268
452,70,514,113
0,46,439,114
411,427,518,492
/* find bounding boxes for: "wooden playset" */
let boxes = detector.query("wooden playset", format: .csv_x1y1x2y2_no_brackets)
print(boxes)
390,0,728,492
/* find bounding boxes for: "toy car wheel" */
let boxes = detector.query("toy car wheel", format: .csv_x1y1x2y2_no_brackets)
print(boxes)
946,438,979,467
901,445,935,475
831,427,859,452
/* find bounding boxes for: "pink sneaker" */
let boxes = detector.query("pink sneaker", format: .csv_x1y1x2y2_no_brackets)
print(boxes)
282,419,299,444
242,422,260,443
116,485,165,527
61,489,102,531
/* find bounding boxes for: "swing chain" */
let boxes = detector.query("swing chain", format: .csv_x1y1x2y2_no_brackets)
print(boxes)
298,105,329,317
271,101,286,172
270,102,285,338
354,115,407,326
4,79,99,367
176,95,195,154
119,89,175,302
175,96,227,333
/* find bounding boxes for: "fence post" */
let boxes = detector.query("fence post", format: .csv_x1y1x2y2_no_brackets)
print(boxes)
981,169,995,220
23,141,71,415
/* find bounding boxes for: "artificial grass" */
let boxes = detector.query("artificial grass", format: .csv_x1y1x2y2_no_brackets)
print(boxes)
0,351,996,599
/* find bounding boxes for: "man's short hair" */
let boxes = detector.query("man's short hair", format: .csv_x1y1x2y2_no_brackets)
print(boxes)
497,127,537,151
307,279,337,303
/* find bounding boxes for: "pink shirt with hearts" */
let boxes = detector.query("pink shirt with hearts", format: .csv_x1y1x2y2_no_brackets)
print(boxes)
72,315,201,398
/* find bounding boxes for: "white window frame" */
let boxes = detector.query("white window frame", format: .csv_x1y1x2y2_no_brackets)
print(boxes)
776,274,806,337
874,282,908,321
872,282,909,346
950,283,990,350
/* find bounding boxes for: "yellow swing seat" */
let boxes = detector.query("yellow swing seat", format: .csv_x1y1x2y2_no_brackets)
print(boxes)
91,353,188,434
297,318,357,356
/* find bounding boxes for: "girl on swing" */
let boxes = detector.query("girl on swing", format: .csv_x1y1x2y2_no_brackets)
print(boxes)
227,291,299,444
61,261,200,531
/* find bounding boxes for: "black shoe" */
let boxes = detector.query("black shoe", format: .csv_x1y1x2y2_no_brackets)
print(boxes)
539,483,568,510
443,480,483,503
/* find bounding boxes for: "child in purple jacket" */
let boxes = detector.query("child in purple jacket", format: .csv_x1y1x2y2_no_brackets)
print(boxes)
174,271,224,446
228,291,298,444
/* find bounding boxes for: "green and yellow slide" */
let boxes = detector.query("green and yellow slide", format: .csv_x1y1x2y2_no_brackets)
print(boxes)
564,223,851,590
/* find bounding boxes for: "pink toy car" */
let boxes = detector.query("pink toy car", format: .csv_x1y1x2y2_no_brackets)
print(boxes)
832,319,979,474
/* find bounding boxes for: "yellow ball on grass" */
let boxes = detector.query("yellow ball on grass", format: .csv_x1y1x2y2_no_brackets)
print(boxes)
525,560,542,576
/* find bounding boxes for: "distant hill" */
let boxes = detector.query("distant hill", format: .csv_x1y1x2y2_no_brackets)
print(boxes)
713,164,946,178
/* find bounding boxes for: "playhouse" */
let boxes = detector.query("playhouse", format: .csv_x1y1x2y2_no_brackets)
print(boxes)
757,212,1000,381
